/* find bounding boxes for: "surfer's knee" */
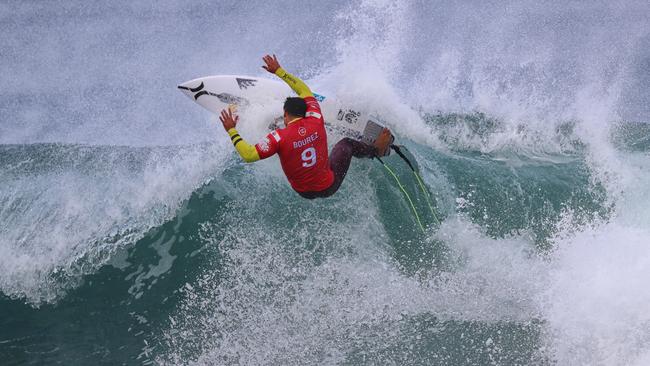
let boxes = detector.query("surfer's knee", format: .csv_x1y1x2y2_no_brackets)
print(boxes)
333,138,354,152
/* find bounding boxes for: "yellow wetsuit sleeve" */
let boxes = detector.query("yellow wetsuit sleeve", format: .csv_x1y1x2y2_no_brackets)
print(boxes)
275,67,313,98
227,128,260,163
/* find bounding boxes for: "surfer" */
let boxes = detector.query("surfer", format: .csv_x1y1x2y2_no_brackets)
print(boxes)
219,54,392,199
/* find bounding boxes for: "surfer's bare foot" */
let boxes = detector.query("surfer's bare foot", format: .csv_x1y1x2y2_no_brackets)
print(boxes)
374,128,392,156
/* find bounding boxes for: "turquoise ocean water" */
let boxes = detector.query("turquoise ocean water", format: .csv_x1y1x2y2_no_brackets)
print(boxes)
1,1,649,365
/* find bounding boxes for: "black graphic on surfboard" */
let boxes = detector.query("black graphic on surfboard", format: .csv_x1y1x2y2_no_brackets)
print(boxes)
178,83,248,105
236,78,257,90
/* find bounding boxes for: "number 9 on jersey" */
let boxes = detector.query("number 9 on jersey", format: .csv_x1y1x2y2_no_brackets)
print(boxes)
301,147,317,168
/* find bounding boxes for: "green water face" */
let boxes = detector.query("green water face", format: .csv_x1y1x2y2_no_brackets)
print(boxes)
0,185,230,365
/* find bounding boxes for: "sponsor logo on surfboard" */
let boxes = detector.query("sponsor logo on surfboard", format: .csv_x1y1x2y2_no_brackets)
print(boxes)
178,83,248,105
236,78,257,90
336,109,361,124
179,82,210,100
215,93,246,105
178,82,205,93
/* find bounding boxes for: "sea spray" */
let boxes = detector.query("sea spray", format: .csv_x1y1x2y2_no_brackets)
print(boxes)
1,0,649,364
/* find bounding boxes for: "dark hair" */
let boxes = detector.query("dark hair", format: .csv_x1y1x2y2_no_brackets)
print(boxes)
283,97,307,117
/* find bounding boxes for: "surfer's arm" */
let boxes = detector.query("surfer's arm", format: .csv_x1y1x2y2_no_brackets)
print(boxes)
274,68,314,98
262,55,313,98
227,128,260,163
276,68,323,123
220,108,279,162
220,108,263,163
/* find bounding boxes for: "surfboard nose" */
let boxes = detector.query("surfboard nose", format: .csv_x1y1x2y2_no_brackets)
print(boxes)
178,80,206,103
178,81,204,92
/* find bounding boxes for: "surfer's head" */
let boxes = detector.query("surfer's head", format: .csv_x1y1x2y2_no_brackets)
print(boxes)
283,97,307,125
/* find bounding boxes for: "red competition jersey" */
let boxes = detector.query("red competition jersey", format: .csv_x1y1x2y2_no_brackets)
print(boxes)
254,96,334,192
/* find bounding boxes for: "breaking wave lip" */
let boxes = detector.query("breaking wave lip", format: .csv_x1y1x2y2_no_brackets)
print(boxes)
0,142,228,305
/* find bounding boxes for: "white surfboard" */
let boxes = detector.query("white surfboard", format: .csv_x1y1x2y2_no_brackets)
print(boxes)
178,75,388,144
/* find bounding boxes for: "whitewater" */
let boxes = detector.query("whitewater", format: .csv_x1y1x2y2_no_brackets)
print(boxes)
1,1,649,365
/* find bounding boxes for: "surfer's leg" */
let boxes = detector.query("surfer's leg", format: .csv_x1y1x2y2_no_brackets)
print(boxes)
329,138,354,188
349,138,378,158
327,138,375,192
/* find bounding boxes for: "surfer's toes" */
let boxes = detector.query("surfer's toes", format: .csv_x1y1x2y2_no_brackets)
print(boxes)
374,128,392,156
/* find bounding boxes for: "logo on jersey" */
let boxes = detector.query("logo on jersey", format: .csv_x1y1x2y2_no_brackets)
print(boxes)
236,78,257,90
270,130,281,142
258,137,271,152
298,127,307,136
305,111,321,119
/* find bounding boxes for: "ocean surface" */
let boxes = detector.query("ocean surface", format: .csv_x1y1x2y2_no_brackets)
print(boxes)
1,1,649,365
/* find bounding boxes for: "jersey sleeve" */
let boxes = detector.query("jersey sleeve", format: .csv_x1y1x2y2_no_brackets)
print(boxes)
255,130,282,159
275,68,313,98
227,128,260,163
274,68,323,124
303,96,323,121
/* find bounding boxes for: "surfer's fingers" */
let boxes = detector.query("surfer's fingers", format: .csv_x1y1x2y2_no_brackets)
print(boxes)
264,54,277,65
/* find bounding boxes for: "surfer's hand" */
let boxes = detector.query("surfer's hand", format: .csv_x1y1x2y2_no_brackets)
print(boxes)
262,54,281,74
219,108,238,131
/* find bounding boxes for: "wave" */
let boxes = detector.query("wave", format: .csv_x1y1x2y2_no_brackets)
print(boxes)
2,0,650,364
0,142,225,304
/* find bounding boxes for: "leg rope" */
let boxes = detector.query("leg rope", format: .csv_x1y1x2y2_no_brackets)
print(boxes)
390,145,440,225
375,157,426,233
